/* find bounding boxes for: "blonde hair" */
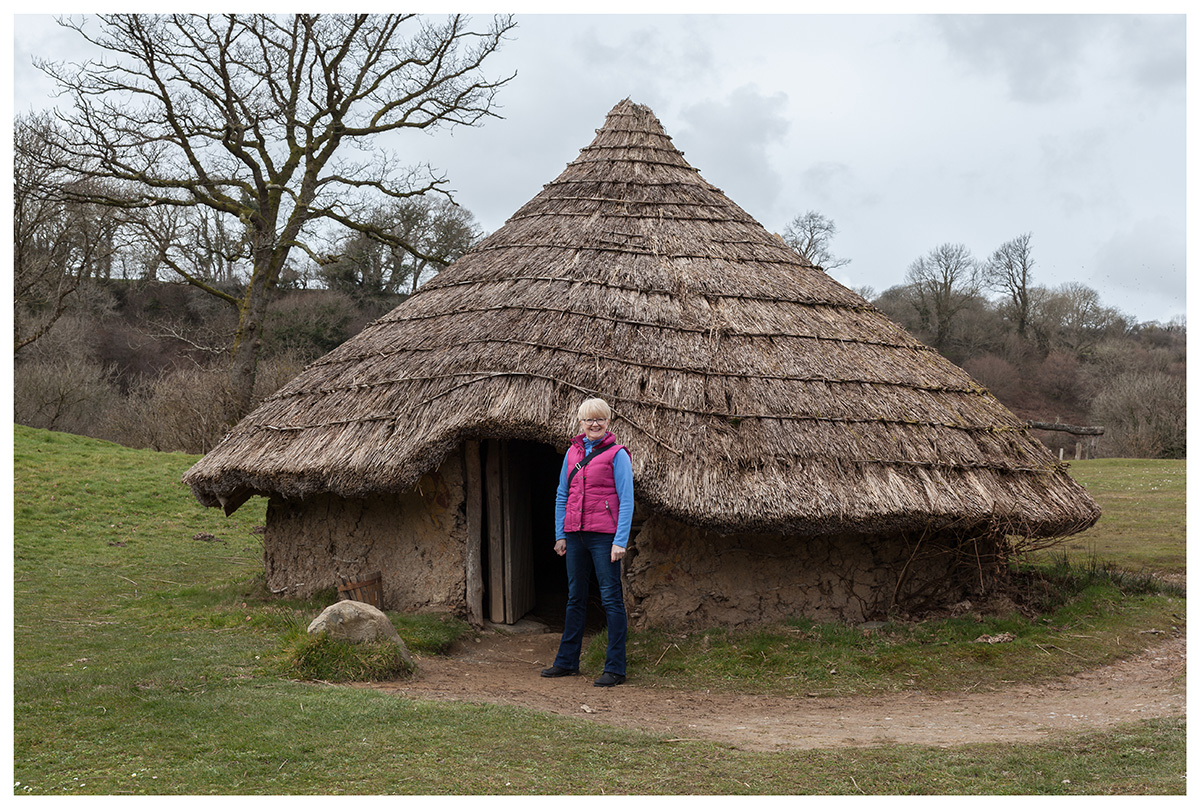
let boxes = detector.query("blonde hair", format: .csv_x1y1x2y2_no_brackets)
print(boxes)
576,397,612,421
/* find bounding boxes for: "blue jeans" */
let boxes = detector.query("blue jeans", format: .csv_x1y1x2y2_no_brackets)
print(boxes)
553,531,627,677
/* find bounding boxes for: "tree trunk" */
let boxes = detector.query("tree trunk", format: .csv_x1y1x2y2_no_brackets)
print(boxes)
228,268,276,419
229,319,261,420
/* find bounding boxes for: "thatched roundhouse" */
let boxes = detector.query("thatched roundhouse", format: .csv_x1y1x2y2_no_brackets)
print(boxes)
185,99,1099,629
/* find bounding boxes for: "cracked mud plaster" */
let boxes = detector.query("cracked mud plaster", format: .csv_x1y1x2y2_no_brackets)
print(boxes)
624,515,979,629
264,457,467,612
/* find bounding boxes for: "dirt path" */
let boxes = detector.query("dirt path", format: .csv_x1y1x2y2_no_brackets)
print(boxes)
365,627,1185,751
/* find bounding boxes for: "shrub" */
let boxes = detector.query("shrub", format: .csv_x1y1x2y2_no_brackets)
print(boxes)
252,349,312,401
1088,371,1186,458
962,353,1021,402
106,365,240,453
13,314,123,436
1034,350,1081,405
262,290,359,362
13,354,122,436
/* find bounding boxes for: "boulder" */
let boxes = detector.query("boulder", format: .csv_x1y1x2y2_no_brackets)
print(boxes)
307,600,415,670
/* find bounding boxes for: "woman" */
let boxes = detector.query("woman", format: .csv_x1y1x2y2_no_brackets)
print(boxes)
540,397,634,687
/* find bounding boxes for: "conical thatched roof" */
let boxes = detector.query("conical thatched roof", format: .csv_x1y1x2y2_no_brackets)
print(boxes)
185,99,1099,539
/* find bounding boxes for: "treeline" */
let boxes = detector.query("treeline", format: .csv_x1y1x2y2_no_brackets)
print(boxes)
13,254,1185,460
14,277,396,454
871,282,1185,459
866,242,1185,460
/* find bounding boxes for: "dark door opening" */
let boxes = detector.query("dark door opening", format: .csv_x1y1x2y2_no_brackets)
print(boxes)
479,439,566,625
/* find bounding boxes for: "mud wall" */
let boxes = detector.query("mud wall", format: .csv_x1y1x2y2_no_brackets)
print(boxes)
263,454,467,612
624,515,988,628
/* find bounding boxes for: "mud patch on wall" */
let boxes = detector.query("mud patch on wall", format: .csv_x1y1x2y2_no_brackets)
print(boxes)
264,454,468,612
624,515,983,628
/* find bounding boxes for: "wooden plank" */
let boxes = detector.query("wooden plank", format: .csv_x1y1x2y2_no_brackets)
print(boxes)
485,439,506,623
1028,420,1105,436
464,440,484,626
503,442,537,622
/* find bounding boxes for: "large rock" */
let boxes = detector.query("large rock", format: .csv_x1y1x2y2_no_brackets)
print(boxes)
307,600,415,670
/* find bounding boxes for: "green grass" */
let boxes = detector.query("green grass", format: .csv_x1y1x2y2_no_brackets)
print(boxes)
1040,458,1186,574
12,425,1186,794
587,560,1183,698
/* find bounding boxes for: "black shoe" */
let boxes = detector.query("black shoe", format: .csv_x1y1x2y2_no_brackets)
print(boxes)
593,672,626,687
540,665,578,678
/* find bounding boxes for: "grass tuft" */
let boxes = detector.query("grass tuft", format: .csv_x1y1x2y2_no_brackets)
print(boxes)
278,626,416,682
1015,553,1186,614
391,612,472,655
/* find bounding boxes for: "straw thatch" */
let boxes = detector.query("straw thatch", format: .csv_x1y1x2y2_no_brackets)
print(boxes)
184,99,1099,541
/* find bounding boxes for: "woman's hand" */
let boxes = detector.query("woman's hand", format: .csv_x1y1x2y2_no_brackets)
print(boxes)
554,539,566,557
611,545,626,563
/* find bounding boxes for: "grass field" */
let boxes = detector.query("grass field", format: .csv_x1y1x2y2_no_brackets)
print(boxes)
11,425,1186,795
1040,458,1186,575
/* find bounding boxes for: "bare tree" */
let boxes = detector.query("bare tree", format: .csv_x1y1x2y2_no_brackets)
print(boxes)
31,13,515,417
1030,282,1127,356
903,243,981,351
13,113,120,353
780,210,850,271
320,196,482,300
983,232,1035,340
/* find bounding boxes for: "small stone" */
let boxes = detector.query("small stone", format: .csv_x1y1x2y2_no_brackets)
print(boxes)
307,600,415,670
974,632,1015,644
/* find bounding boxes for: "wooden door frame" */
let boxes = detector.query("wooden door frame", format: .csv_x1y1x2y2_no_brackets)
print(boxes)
464,439,484,626
465,439,538,626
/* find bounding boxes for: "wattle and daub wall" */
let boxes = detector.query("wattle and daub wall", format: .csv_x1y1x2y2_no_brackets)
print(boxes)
263,452,994,627
265,457,469,614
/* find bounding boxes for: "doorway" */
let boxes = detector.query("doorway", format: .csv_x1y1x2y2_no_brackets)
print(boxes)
477,439,564,625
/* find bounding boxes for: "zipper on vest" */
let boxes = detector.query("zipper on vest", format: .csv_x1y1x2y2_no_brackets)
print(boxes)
578,471,586,526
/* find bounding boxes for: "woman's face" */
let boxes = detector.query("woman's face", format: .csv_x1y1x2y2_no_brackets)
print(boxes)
580,415,609,441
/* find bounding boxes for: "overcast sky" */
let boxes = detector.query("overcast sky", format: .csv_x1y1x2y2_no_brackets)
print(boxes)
9,9,1189,325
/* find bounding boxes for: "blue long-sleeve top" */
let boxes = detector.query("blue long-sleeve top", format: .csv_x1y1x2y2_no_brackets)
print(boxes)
554,437,635,547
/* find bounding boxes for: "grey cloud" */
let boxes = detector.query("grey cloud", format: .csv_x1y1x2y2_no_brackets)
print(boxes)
676,85,790,217
800,162,853,201
1088,216,1185,322
929,15,1184,105
572,16,716,86
1115,16,1187,95
932,15,1102,103
1036,127,1122,217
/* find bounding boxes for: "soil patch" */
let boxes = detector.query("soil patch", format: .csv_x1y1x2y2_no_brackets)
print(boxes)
365,627,1186,751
